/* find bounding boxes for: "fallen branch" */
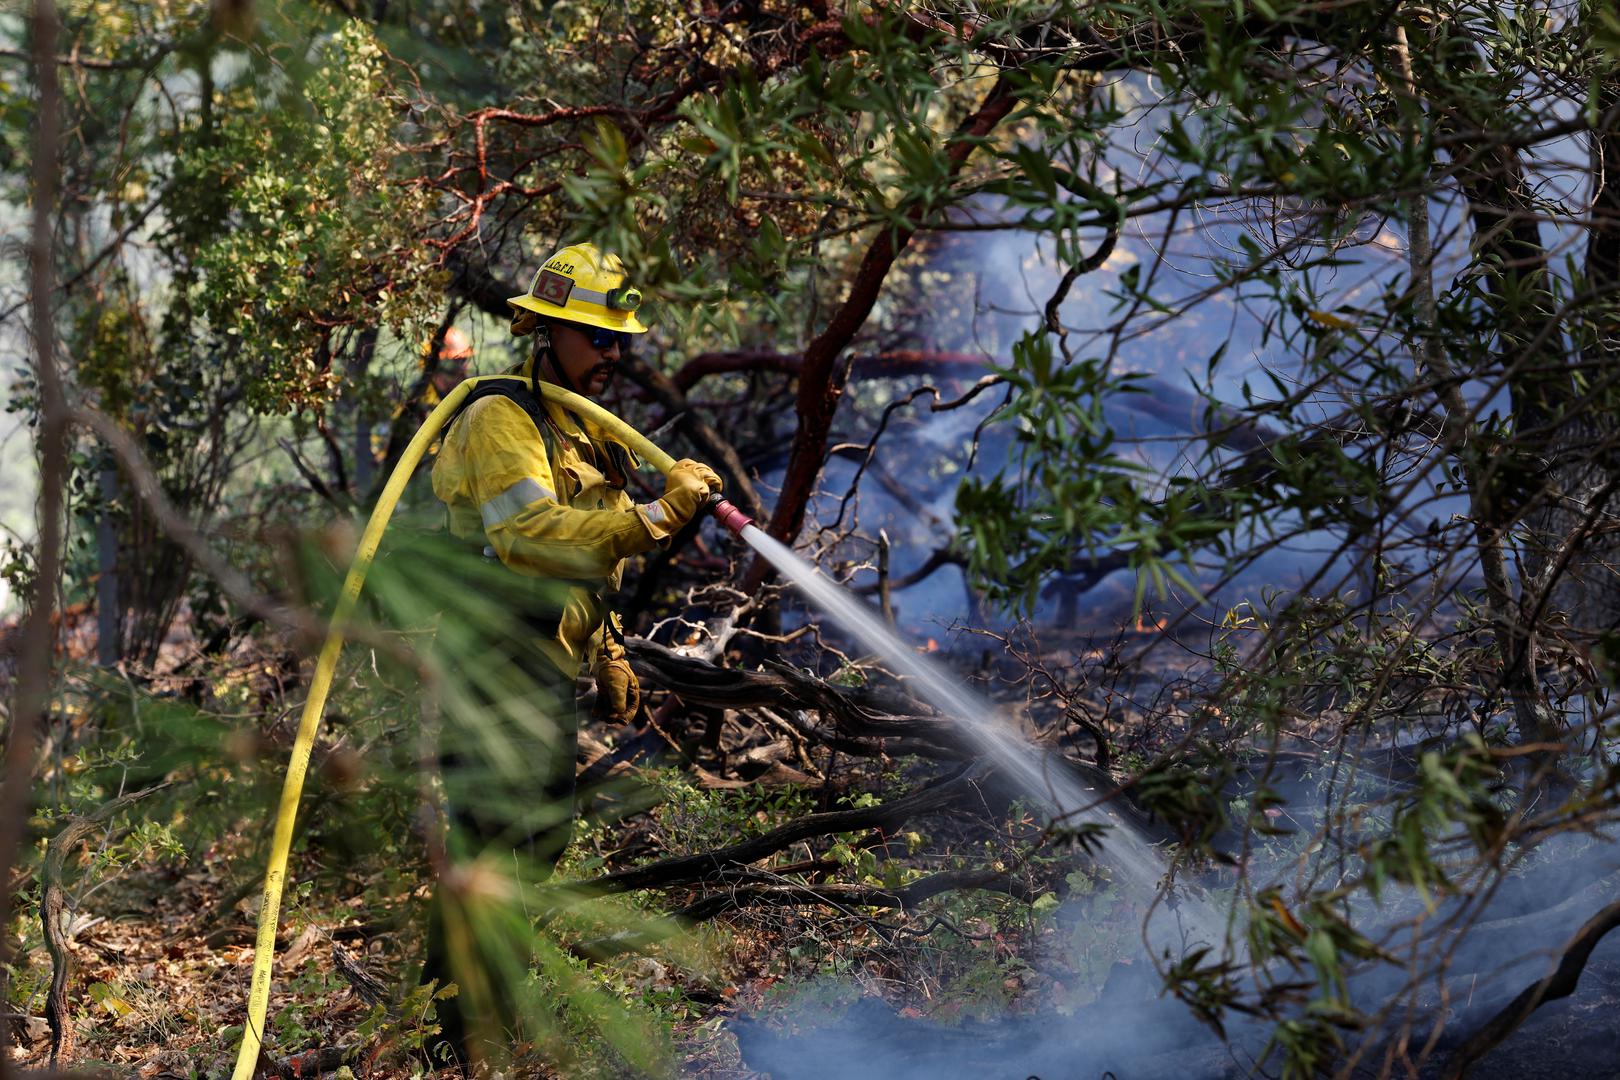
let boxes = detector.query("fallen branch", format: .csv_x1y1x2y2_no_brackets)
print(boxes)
674,867,1038,922
629,638,915,717
627,638,970,756
559,765,985,897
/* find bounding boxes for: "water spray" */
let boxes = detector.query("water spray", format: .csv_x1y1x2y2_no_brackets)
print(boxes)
230,374,747,1080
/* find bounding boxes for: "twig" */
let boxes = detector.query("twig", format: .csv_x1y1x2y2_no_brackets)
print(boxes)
278,438,343,507
876,530,895,626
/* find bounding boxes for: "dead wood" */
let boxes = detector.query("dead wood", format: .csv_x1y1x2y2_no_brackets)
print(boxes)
39,782,171,1068
559,765,987,898
764,703,968,763
331,942,390,1007
576,723,673,788
673,866,1039,923
692,761,825,789
1440,897,1620,1078
576,867,1038,960
627,638,969,756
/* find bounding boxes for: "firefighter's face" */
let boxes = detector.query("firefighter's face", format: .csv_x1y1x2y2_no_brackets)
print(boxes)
549,320,624,397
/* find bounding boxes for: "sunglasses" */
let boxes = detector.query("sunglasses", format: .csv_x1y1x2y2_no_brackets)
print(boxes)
584,326,633,351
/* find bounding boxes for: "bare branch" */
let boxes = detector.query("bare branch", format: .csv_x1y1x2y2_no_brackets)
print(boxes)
1443,898,1620,1078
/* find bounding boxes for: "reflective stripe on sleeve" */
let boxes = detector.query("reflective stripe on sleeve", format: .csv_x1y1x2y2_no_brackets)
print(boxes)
480,477,558,528
640,501,668,525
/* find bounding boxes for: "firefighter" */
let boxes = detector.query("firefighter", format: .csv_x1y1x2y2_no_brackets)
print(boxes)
420,242,721,1066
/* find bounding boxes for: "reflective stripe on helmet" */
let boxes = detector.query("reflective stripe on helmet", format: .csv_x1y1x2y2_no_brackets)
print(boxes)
480,477,558,527
568,283,610,305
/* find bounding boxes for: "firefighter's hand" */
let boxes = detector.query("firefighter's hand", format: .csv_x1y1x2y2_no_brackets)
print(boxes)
657,459,723,528
593,653,640,725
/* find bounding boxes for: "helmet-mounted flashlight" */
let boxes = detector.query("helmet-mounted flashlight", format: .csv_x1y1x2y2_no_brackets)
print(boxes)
606,285,642,312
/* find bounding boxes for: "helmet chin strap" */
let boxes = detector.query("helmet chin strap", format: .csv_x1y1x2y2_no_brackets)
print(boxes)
533,319,615,402
532,322,583,399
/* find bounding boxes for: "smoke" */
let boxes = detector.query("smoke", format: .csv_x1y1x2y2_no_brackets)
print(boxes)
729,806,1620,1079
720,74,1620,1080
733,989,1227,1080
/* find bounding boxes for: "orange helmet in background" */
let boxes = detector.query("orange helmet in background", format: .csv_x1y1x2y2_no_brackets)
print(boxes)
433,326,473,363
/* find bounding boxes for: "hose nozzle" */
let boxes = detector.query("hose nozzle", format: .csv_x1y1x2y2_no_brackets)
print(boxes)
705,492,755,537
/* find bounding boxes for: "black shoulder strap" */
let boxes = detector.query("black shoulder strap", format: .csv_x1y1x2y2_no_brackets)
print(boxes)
445,377,630,490
446,377,559,452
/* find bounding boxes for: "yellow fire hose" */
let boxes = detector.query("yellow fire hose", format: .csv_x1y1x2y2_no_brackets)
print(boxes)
231,375,750,1079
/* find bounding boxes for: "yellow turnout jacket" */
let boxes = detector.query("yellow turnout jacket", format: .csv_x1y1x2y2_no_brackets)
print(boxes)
431,375,676,676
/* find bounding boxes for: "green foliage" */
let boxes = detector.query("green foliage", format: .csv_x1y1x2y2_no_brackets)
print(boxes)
959,330,1217,614
164,19,444,412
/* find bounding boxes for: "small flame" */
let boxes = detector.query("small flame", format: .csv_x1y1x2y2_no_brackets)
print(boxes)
924,638,939,652
1133,614,1168,633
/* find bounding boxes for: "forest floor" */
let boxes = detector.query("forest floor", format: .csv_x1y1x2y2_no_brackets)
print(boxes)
1,760,1150,1079
4,613,1183,1079
12,610,1610,1080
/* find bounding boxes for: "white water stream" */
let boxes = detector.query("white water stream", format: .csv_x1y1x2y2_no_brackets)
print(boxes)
741,526,1225,953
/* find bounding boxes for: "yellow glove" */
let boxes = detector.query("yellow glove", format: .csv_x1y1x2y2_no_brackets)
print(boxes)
593,613,640,725
650,458,723,530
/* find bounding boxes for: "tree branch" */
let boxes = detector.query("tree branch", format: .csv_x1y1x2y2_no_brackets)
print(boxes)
748,73,1021,585
620,353,765,519
674,866,1038,923
1442,897,1620,1079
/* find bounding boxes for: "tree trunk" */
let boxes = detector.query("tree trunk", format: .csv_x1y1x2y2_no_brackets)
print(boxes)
94,463,122,668
744,75,1019,589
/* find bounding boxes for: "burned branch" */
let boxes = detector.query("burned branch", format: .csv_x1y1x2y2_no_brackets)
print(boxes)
673,867,1040,923
1442,898,1620,1079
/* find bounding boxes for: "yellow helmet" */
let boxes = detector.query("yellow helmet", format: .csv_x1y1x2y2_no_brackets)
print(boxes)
507,243,649,334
